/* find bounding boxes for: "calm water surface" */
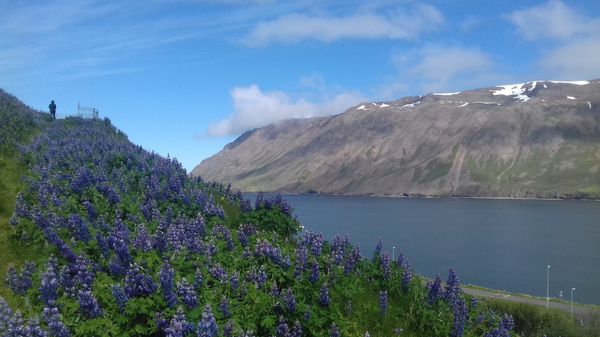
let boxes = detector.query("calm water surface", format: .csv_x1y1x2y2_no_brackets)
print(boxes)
251,194,600,305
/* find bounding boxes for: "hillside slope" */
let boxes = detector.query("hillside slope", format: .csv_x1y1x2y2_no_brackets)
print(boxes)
0,90,511,337
193,80,600,198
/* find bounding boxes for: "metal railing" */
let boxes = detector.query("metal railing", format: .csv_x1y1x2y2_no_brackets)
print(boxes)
55,102,99,119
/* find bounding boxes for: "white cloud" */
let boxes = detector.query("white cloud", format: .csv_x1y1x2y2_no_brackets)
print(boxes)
389,44,498,94
207,85,364,136
242,4,443,47
507,0,600,41
507,1,600,79
540,38,600,79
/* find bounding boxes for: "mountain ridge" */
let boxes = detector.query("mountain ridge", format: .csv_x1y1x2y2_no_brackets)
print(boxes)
193,80,600,199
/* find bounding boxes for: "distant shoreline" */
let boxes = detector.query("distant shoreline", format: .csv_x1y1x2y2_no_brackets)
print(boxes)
243,191,600,202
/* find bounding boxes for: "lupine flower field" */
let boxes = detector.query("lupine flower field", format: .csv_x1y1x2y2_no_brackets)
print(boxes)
0,92,517,336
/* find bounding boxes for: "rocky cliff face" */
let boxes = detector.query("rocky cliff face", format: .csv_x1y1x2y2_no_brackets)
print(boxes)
193,80,600,198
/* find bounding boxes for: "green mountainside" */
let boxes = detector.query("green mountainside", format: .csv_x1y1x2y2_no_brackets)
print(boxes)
0,89,597,337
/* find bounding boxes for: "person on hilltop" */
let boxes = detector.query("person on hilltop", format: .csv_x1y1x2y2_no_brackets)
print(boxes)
49,100,56,119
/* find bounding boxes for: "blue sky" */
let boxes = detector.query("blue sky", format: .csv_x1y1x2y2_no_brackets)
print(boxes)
2,0,600,171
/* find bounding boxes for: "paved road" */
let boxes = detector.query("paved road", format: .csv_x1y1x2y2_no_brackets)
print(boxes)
463,286,600,323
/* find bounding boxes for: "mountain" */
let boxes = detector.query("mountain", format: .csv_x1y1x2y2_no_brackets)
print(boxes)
193,80,600,199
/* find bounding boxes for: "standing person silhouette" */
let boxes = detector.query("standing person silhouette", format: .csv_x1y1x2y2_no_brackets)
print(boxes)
49,100,56,119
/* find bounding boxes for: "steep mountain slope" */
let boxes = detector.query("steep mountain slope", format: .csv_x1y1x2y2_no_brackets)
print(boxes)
193,80,600,198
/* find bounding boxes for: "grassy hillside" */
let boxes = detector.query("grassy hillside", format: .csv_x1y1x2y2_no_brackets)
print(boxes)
0,89,50,305
0,91,597,337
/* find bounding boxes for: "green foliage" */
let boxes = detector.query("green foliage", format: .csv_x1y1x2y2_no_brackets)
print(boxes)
483,298,600,337
240,207,300,237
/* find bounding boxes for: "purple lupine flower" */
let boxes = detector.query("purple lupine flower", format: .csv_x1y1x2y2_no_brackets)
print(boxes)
270,281,280,297
160,262,177,307
255,239,288,267
309,260,320,284
301,231,323,257
96,231,109,258
22,317,47,337
401,259,413,293
445,269,461,306
219,296,231,318
133,225,153,252
176,278,197,309
165,307,194,337
296,246,308,270
379,290,388,315
470,297,478,312
276,316,289,337
450,297,467,337
5,262,35,296
6,310,24,337
208,264,227,283
333,247,344,266
204,240,217,257
499,314,514,331
303,308,312,323
223,320,233,337
344,245,361,275
427,275,443,305
319,283,330,307
330,323,340,337
229,272,240,292
290,321,302,337
256,266,267,288
240,198,252,213
197,304,218,337
124,263,157,298
381,252,391,280
0,297,14,332
373,237,383,261
155,312,169,333
283,288,296,313
396,251,406,269
78,289,102,318
194,268,204,291
43,306,70,337
39,256,59,306
73,255,94,289
67,213,90,243
111,284,128,310
212,224,234,251
237,230,248,247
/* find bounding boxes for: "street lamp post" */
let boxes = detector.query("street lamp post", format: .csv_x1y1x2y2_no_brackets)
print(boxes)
546,265,551,310
392,246,395,262
571,288,576,318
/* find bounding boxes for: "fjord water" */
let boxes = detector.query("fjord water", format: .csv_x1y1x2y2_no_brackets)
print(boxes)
258,195,600,305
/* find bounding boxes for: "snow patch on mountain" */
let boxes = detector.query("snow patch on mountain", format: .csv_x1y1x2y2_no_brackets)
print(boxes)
549,80,589,85
433,92,460,96
401,101,421,108
493,82,536,102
